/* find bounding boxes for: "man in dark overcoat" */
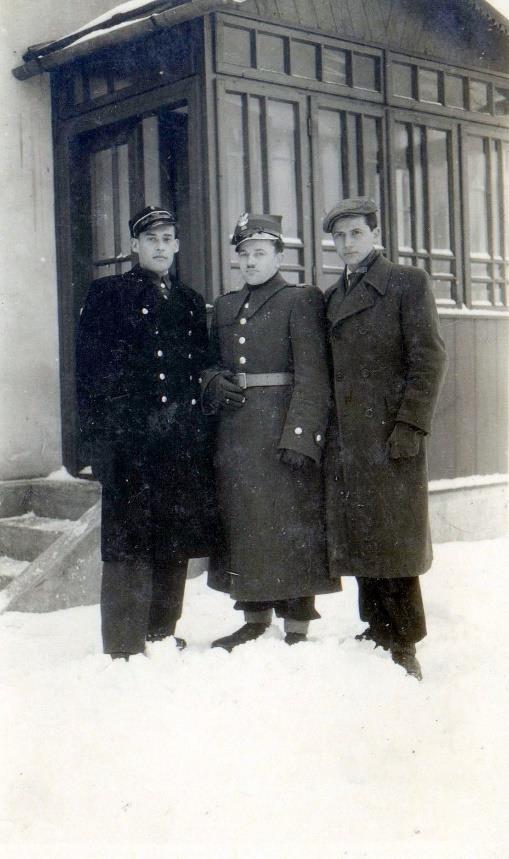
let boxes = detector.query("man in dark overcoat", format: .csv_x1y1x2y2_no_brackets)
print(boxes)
76,206,217,660
202,213,340,651
323,197,447,680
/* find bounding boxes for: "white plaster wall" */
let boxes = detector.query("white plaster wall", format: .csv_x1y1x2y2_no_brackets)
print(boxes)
0,1,119,479
430,481,509,542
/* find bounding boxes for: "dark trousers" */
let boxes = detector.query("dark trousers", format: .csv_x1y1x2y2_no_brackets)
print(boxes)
101,558,188,655
234,596,320,621
356,576,427,645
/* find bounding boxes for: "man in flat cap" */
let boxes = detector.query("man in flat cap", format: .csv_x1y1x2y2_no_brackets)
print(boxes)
76,206,217,660
201,213,340,651
323,197,447,679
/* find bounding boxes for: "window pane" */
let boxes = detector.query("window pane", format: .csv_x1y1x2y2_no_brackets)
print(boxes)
91,148,114,263
267,100,298,237
318,109,345,212
494,86,509,116
393,63,414,99
117,144,131,258
491,140,502,257
395,123,413,251
292,41,317,79
142,115,161,205
428,128,451,252
412,126,426,252
353,53,379,91
322,48,348,85
223,25,253,67
445,74,465,109
431,259,452,275
419,68,441,104
347,113,360,195
504,145,509,259
471,282,490,303
88,70,109,100
432,280,454,301
224,93,247,231
258,33,287,74
468,137,489,255
363,116,382,214
248,97,265,212
470,80,490,113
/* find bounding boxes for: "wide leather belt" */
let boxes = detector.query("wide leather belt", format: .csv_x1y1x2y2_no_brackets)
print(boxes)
233,372,293,389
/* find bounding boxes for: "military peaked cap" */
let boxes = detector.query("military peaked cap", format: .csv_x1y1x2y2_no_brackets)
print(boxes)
323,197,378,233
129,206,177,238
232,213,283,249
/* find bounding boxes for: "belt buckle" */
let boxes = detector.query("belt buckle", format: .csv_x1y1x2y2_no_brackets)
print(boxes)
237,372,247,389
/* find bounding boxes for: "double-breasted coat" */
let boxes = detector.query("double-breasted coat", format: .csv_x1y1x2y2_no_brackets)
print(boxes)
325,254,447,579
203,272,341,602
76,264,218,563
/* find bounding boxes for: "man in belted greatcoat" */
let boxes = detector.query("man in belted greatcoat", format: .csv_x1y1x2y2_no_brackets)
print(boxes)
76,206,217,660
323,197,447,680
202,213,341,651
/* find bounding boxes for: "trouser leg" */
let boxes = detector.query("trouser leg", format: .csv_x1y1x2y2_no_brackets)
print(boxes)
357,577,426,645
275,596,320,635
147,558,188,638
234,600,273,625
101,559,153,655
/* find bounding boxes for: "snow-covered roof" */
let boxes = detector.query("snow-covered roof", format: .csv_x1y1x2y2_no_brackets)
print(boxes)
12,0,248,80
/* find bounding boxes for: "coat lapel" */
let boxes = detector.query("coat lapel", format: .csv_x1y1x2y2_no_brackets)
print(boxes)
326,255,393,328
220,284,251,325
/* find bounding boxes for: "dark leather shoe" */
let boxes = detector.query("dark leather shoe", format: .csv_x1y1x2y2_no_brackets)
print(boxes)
146,632,187,650
391,643,423,681
211,623,269,652
284,632,307,645
355,626,391,651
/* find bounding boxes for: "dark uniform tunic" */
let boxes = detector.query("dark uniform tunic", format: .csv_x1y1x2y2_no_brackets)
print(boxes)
76,264,218,652
203,272,341,605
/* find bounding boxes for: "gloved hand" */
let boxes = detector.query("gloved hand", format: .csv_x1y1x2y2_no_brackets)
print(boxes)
204,371,246,410
278,448,314,471
387,422,423,459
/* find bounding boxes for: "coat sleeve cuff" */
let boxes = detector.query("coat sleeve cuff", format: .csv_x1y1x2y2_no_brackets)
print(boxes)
200,367,223,415
278,426,326,465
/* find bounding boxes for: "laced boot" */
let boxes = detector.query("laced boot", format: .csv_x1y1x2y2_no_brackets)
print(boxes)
211,623,269,652
391,643,423,681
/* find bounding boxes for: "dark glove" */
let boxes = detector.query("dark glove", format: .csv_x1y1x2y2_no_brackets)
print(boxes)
387,422,423,459
204,371,246,410
278,448,314,471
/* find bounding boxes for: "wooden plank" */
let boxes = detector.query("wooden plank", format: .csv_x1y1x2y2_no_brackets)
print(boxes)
496,319,509,474
428,319,456,480
454,318,477,477
475,319,499,475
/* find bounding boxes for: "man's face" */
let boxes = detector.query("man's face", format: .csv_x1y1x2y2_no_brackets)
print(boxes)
331,215,379,271
237,239,283,286
131,223,179,275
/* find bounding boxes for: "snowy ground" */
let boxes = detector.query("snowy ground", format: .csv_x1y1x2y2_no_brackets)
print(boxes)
1,538,508,859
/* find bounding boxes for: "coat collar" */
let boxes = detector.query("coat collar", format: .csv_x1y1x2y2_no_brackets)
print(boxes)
326,254,392,327
222,272,288,323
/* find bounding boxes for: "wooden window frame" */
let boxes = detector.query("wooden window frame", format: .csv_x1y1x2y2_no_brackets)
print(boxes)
387,108,462,308
216,78,313,291
461,121,509,309
215,14,384,104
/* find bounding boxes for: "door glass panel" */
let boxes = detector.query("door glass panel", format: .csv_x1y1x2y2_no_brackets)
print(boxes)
90,148,115,268
445,74,465,109
292,41,317,79
491,140,502,257
363,116,382,210
142,115,162,205
224,93,248,231
267,100,298,237
412,126,426,253
353,53,379,92
393,63,414,99
223,24,252,67
248,96,265,212
470,80,490,113
494,86,509,116
419,68,441,104
318,109,345,211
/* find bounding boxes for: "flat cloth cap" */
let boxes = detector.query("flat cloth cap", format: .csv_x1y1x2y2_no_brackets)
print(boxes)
129,206,177,238
232,213,283,248
323,197,378,233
